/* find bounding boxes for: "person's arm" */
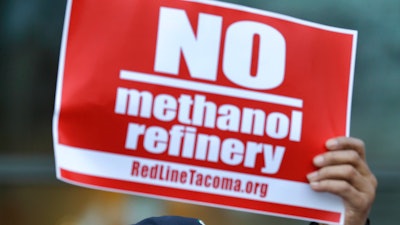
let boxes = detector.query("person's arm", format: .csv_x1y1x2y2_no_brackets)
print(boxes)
307,137,377,225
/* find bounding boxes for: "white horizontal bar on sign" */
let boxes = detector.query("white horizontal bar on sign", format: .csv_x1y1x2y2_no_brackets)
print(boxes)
120,70,303,108
55,144,343,213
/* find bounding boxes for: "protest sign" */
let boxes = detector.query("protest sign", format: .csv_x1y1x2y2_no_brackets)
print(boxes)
53,0,357,224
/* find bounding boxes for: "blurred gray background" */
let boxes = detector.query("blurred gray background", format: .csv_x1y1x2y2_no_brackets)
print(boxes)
0,0,399,225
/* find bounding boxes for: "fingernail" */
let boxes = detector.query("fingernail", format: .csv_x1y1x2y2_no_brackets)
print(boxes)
310,181,320,188
307,171,318,181
326,139,339,149
313,155,324,166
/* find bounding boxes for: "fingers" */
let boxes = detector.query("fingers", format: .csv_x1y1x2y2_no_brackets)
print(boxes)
308,137,377,189
308,172,377,212
312,149,371,177
307,163,374,194
314,137,372,178
309,178,359,201
308,136,377,225
313,150,360,167
325,136,366,160
308,164,359,186
308,178,374,217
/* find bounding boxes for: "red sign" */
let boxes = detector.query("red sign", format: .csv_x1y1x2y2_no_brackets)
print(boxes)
53,0,357,224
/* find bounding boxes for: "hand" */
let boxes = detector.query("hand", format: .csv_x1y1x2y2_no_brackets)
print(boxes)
307,137,377,225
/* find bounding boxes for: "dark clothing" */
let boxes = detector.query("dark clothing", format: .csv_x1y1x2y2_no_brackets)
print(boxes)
134,216,204,225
